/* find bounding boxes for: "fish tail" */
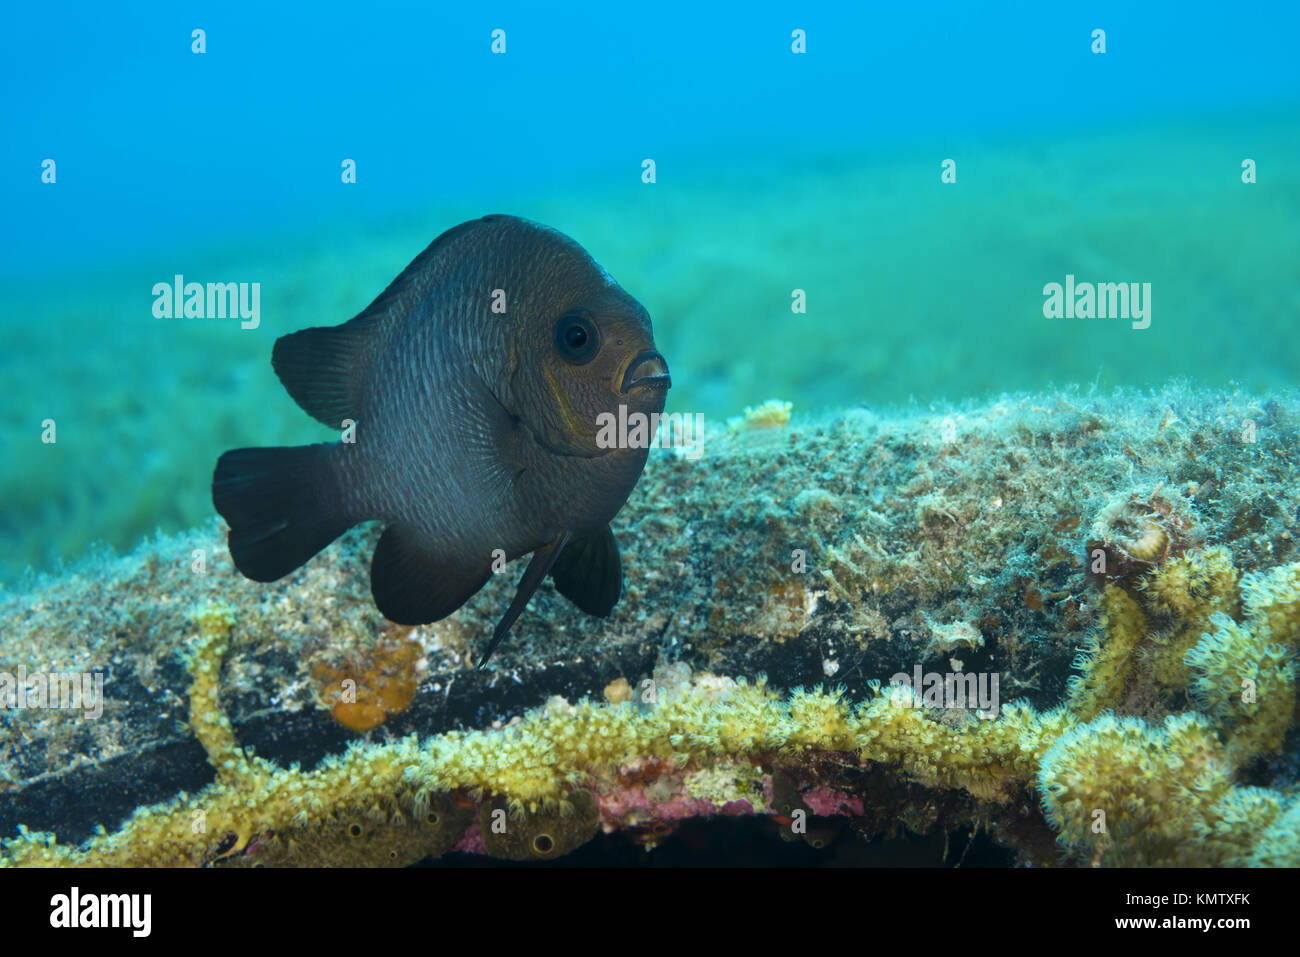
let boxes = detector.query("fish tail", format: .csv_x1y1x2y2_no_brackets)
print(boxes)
212,444,355,582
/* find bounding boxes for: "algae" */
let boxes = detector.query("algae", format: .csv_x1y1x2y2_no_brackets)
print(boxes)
2,382,1299,866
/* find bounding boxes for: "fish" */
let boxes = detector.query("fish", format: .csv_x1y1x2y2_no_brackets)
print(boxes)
212,214,670,666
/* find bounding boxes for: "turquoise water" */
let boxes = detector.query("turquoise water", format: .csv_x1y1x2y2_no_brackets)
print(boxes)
2,2,1298,576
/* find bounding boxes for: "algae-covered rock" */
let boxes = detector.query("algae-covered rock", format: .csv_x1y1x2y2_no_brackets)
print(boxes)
2,383,1298,866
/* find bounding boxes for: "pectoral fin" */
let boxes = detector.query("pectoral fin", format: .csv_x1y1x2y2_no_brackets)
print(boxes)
550,525,622,617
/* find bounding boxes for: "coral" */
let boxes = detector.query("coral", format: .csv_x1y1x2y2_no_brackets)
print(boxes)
185,604,245,781
4,386,1300,868
1065,586,1146,719
1037,712,1235,866
1139,546,1240,692
595,755,758,850
0,646,1046,865
1142,546,1240,622
1038,710,1300,868
1069,547,1245,721
4,547,1299,867
1184,561,1300,764
1044,556,1300,863
1240,793,1300,867
1242,561,1300,641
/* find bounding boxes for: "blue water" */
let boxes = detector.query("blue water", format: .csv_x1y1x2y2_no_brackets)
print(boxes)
2,1,1299,574
5,2,1298,275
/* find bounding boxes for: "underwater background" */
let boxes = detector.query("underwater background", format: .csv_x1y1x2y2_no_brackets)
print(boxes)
4,1,1300,875
2,1,1298,577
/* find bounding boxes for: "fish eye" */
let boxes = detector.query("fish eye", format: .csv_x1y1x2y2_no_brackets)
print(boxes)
553,314,600,364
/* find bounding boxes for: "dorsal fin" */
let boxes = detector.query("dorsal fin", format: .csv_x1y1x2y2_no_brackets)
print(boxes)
271,317,384,428
271,215,512,428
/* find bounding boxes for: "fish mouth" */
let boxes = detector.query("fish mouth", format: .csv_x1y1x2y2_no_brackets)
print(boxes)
619,350,671,394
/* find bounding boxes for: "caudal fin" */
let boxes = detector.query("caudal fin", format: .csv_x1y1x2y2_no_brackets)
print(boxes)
212,444,354,582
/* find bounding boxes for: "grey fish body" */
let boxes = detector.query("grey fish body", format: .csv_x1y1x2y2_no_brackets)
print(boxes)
213,215,669,664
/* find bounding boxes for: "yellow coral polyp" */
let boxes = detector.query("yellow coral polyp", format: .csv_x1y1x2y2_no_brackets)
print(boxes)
184,603,250,783
1143,546,1239,620
1066,586,1145,719
1183,560,1300,764
1038,712,1234,863
1242,561,1300,641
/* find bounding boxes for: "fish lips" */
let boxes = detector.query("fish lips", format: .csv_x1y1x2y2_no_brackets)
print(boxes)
619,350,671,394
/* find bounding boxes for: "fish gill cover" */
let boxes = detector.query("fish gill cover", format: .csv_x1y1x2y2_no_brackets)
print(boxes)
0,0,1299,881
